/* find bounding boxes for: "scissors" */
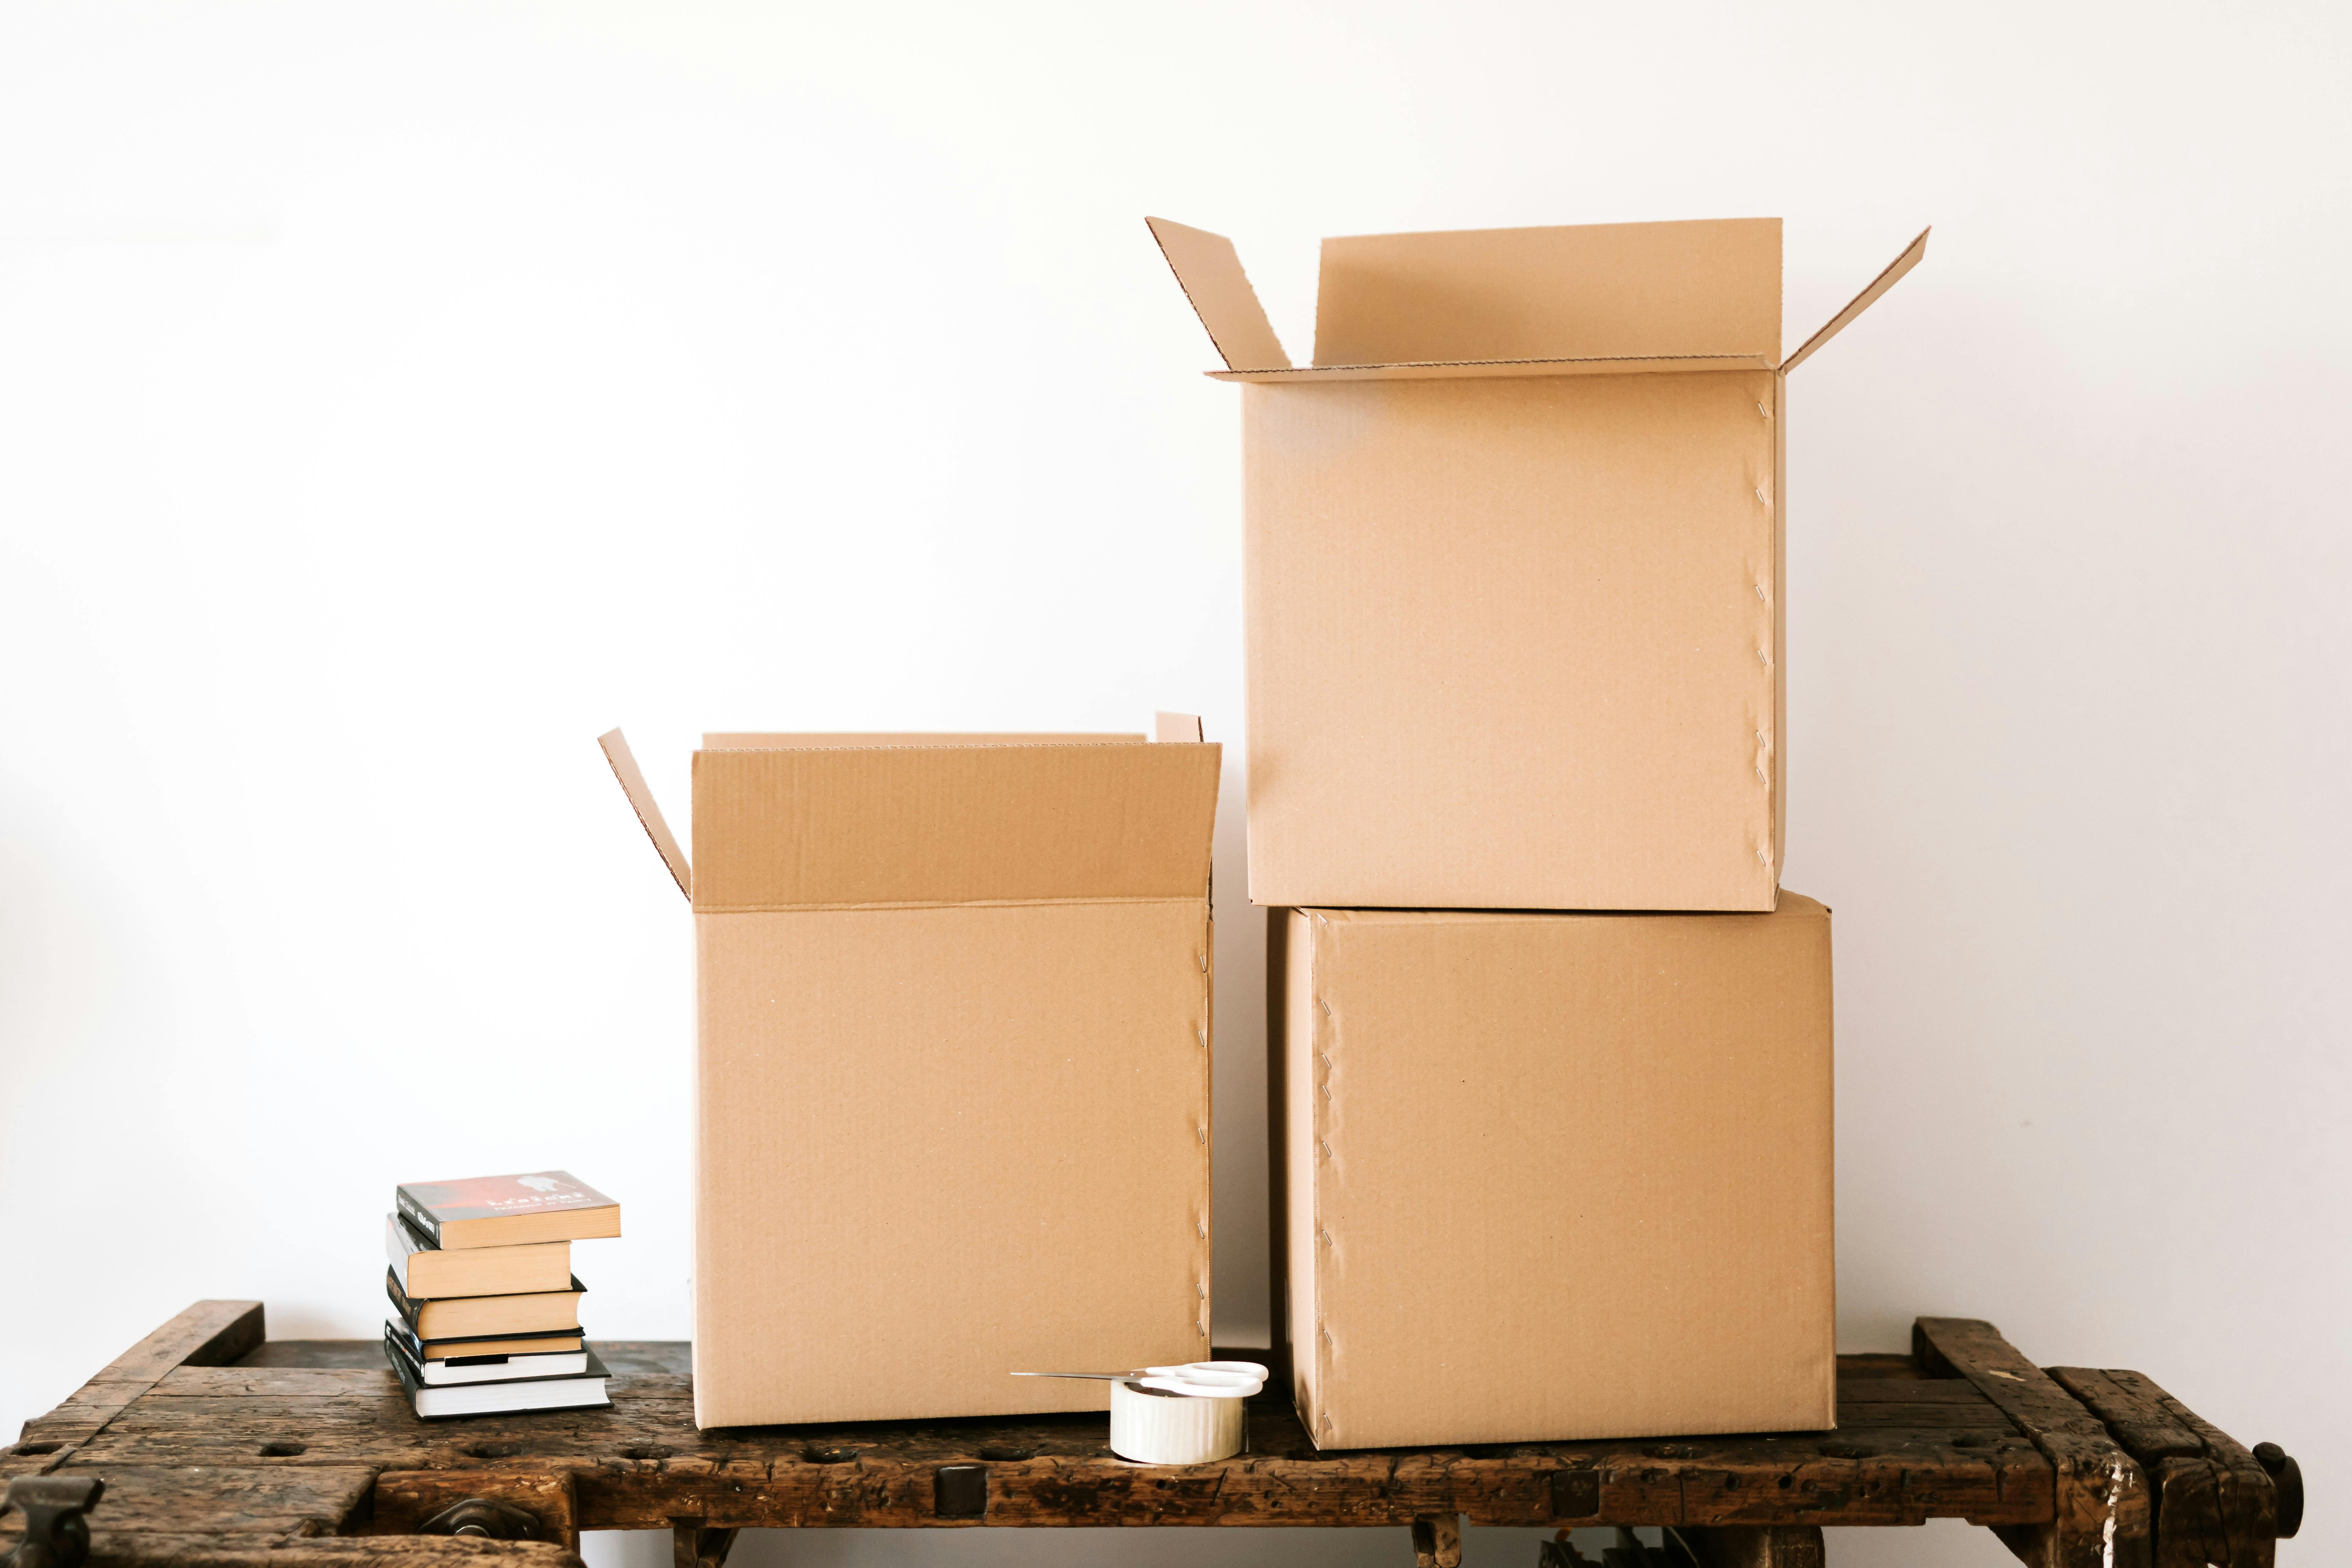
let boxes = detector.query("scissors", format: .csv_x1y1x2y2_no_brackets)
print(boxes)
1012,1360,1268,1398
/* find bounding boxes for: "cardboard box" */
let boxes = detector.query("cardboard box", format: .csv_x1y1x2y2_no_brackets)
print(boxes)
1152,216,1927,911
602,718,1220,1428
1269,895,1835,1448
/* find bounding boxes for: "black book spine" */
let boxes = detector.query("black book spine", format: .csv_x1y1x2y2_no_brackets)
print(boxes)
385,1268,424,1333
394,1188,442,1245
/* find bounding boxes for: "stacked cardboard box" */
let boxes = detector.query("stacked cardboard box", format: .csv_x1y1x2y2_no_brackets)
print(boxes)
1155,214,1925,1447
601,719,1220,1428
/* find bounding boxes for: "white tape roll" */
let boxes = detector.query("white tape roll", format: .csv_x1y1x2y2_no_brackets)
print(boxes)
1108,1378,1245,1465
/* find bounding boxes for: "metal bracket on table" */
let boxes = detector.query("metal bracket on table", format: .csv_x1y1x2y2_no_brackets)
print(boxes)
418,1497,544,1542
1,1477,105,1568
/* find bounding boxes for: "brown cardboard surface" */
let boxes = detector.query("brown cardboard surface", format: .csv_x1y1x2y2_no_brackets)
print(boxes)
1782,227,1932,372
690,742,1219,911
1314,218,1783,367
703,732,1133,749
1274,897,1835,1449
597,729,690,899
696,899,1212,1427
1206,352,1773,384
605,728,1219,1428
1245,371,1780,911
1154,216,1922,910
1146,217,1290,371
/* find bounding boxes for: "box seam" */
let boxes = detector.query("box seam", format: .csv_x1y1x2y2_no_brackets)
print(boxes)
693,894,1208,915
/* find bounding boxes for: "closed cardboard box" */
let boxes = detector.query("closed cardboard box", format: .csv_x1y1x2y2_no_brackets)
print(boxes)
603,720,1220,1428
1154,216,1925,911
1271,896,1836,1449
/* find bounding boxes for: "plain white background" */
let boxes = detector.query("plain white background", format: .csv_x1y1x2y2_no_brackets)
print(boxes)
2,3,2345,1564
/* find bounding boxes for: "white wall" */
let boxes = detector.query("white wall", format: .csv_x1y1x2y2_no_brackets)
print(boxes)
3,4,2344,1565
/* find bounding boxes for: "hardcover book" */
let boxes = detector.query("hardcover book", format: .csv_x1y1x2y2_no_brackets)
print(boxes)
384,1327,611,1418
395,1172,621,1250
385,1321,586,1363
385,1213,571,1299
381,1322,589,1385
386,1267,584,1340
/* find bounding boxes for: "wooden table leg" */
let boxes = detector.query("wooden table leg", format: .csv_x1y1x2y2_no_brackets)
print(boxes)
1411,1514,1463,1568
1672,1525,1827,1567
671,1522,737,1568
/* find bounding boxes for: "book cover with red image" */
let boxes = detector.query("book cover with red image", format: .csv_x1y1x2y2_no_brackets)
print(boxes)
396,1171,620,1250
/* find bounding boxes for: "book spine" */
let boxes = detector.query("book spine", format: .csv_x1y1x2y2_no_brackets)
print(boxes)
385,1268,424,1332
395,1188,442,1246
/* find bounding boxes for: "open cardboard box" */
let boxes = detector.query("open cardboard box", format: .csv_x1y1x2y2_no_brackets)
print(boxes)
602,717,1220,1428
1154,215,1926,912
1269,896,1837,1449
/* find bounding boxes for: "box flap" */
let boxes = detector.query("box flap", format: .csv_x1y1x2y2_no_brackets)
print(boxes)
1314,218,1781,368
703,733,1132,749
1153,711,1204,743
1781,227,1929,373
598,729,690,901
691,742,1220,911
1146,217,1292,372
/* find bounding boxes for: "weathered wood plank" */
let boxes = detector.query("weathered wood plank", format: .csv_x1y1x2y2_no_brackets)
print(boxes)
0,1465,375,1544
1915,1319,2149,1568
70,1380,2052,1533
2044,1370,2202,1462
1834,1379,2007,1405
2098,1370,2276,1568
74,1537,582,1568
155,1369,404,1400
19,1303,266,1448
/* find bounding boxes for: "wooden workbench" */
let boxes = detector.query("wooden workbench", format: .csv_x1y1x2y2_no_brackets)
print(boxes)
2,1303,2298,1568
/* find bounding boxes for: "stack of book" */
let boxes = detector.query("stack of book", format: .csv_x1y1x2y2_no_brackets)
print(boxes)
383,1170,621,1419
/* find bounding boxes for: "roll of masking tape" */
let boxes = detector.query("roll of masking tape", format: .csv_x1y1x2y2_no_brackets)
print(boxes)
1109,1377,1246,1464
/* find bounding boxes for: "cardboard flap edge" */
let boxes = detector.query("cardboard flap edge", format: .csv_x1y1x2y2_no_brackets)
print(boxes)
1781,227,1929,372
1153,711,1205,743
598,728,690,901
1146,217,1292,372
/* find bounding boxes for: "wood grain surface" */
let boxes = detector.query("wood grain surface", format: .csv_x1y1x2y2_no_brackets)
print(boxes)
1,1302,2280,1568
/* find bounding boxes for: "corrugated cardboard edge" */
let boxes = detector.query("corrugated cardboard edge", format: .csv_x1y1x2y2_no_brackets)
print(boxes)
1781,227,1930,372
1207,352,1772,385
1288,910,1324,1439
1771,369,1789,888
1161,707,1213,1343
1146,217,1292,373
599,729,691,901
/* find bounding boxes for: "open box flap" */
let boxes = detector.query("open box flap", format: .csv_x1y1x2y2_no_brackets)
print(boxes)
1781,227,1930,372
703,732,1133,749
1154,711,1204,743
1314,217,1781,368
692,741,1221,911
1146,217,1292,372
599,729,691,901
